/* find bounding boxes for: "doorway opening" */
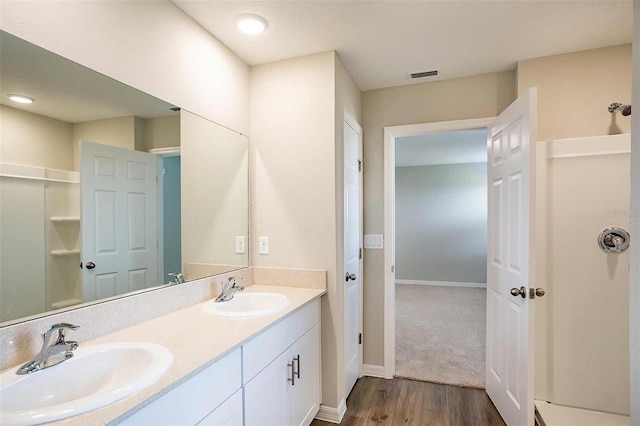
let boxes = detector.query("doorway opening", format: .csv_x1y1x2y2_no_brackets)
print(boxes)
151,147,182,285
384,118,494,381
394,128,488,388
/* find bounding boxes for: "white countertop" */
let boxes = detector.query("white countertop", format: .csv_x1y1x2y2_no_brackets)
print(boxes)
8,285,325,425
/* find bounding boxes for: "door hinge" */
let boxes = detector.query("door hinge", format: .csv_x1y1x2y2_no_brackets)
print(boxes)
358,159,362,172
358,333,362,345
359,248,362,259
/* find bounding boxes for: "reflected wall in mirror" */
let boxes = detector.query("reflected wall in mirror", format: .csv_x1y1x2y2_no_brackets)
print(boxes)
0,31,249,325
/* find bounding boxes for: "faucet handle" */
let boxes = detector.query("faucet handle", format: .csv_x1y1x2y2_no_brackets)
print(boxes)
42,323,80,344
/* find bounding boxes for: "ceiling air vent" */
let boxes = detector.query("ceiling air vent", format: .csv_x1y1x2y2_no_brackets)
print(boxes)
408,70,439,80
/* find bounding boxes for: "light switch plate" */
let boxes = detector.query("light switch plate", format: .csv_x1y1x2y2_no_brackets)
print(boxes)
364,234,384,249
235,236,246,254
259,236,269,254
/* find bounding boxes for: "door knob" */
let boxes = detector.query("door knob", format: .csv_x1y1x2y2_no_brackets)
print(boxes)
86,261,96,270
535,288,545,297
510,286,526,298
345,273,356,281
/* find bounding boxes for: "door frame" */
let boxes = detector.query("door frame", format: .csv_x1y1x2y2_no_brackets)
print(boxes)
630,3,639,422
382,117,494,379
344,110,364,388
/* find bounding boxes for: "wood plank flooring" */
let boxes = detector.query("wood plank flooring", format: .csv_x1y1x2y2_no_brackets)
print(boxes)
312,377,506,426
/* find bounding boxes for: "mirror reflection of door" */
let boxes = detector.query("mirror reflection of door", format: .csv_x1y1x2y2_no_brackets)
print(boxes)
80,140,159,302
0,30,248,326
160,154,182,284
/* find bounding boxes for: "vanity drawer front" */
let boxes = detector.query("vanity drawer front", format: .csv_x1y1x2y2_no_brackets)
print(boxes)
119,348,241,426
242,300,319,384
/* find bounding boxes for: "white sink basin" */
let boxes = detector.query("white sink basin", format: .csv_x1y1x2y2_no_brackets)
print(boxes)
202,292,291,318
0,342,173,425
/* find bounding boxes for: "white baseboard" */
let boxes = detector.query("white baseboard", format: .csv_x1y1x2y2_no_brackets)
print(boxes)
362,364,386,378
315,399,347,424
396,279,487,288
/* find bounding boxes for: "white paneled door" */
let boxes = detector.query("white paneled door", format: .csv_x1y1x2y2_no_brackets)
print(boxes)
81,141,158,302
344,115,362,397
486,88,537,426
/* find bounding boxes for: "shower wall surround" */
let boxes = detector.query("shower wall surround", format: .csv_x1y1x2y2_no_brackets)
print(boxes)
536,134,631,415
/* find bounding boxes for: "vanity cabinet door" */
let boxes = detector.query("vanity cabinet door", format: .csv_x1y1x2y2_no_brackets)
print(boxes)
244,324,320,426
198,389,243,426
244,348,291,426
289,325,320,426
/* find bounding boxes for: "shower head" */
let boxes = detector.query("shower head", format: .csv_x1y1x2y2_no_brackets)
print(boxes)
608,103,632,116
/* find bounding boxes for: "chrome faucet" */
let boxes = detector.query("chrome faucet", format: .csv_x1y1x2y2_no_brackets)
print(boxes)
168,272,185,285
16,323,80,375
215,277,245,302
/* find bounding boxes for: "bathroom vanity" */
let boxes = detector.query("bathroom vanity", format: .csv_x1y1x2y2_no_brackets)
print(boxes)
0,284,324,425
120,288,321,426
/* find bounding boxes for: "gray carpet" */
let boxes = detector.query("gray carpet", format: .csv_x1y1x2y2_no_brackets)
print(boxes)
395,284,486,388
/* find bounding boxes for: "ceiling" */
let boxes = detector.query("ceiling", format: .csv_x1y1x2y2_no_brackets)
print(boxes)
173,1,633,91
396,130,487,167
0,31,177,124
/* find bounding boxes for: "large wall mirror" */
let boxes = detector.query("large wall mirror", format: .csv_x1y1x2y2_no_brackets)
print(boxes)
0,31,249,326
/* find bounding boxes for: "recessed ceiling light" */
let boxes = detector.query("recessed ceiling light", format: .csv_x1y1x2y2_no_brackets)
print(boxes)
236,14,267,35
8,94,35,104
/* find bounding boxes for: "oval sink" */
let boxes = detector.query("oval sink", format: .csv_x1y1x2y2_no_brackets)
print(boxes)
0,342,173,425
202,292,291,318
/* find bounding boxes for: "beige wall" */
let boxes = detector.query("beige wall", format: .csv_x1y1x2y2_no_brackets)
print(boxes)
0,1,249,135
72,116,136,170
0,105,73,171
361,70,516,366
181,111,249,272
251,51,361,409
134,117,145,153
250,51,338,407
517,44,632,141
144,115,180,151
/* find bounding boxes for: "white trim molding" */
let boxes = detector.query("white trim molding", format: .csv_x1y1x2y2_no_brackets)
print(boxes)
315,399,347,424
361,364,386,378
0,162,79,183
383,117,494,380
546,133,630,159
629,2,639,423
396,279,487,288
149,146,181,156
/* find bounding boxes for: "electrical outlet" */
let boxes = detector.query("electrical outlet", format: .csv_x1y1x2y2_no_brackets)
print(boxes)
259,236,269,254
235,236,245,254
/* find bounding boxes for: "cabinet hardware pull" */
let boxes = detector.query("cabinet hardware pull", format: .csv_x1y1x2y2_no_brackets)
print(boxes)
287,360,295,386
294,354,301,379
